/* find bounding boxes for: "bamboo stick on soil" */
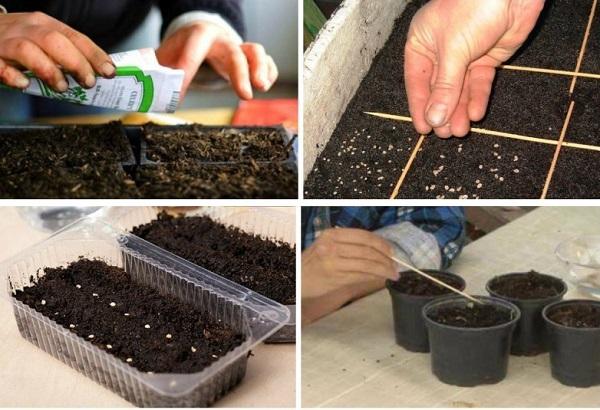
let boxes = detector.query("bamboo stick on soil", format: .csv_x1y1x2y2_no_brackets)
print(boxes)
569,0,598,94
390,134,426,199
389,254,483,304
499,65,600,80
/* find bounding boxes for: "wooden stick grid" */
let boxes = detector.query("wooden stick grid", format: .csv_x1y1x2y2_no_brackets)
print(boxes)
569,0,598,94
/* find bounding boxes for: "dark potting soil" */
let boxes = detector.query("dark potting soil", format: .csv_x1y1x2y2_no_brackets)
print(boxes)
489,271,563,299
0,163,140,199
546,147,599,199
131,212,296,305
135,161,297,199
395,135,555,199
389,272,462,296
581,1,600,74
429,304,513,328
12,258,245,373
508,0,593,71
0,122,133,176
142,124,292,163
565,79,600,145
547,303,600,328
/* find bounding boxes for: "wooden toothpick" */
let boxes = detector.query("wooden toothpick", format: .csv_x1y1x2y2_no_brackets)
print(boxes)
390,134,426,199
389,255,483,305
500,65,600,80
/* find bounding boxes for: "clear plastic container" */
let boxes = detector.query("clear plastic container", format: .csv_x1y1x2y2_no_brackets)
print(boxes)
101,206,297,343
0,217,289,407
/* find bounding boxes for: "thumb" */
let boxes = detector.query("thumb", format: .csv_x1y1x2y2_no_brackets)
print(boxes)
426,50,469,128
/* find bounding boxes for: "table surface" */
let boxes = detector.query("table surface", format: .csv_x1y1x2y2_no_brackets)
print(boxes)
302,207,600,408
0,207,295,408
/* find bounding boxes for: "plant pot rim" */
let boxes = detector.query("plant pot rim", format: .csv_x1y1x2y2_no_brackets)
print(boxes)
385,270,465,300
486,272,568,304
542,299,600,332
423,295,521,332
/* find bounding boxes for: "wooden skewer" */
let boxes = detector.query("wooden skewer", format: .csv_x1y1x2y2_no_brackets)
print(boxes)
389,254,483,304
390,134,426,199
499,65,600,80
569,0,598,94
541,100,576,199
364,112,600,153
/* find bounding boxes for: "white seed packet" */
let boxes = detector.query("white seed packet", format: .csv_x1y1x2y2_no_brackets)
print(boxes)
19,48,184,113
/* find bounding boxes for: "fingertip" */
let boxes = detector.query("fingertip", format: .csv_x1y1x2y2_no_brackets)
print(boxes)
434,124,452,139
100,61,116,78
426,102,449,127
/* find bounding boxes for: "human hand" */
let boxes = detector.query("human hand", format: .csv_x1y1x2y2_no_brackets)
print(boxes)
302,228,398,302
404,0,544,138
156,20,278,99
0,12,115,92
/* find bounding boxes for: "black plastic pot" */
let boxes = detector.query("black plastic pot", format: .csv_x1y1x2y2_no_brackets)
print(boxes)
486,272,567,356
543,299,600,387
423,295,520,387
386,270,465,352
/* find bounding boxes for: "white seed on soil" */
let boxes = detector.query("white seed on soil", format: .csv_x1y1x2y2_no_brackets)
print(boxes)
124,313,130,316
459,195,469,199
76,284,81,289
41,300,46,305
457,186,462,192
495,174,499,179
69,324,76,329
126,358,133,363
106,344,112,349
513,155,519,161
494,144,499,148
382,151,387,155
478,164,483,169
211,354,218,359
449,188,456,193
333,191,338,195
499,177,504,182
191,347,197,353
430,185,436,190
92,293,99,297
444,185,449,191
514,169,520,173
109,302,116,307
477,183,483,189
144,324,150,329
377,176,384,181
426,186,429,191
440,154,445,159
367,135,371,139
88,335,94,339
475,179,480,184
166,334,172,339
490,168,498,172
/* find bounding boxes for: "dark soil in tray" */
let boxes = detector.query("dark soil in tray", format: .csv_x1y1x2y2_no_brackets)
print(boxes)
389,272,462,296
0,122,133,176
489,271,563,299
0,163,139,199
546,147,599,198
131,212,296,305
135,161,297,199
581,1,600,74
547,304,600,328
429,304,513,328
12,258,245,373
565,79,600,145
508,0,593,70
142,124,292,163
395,136,555,199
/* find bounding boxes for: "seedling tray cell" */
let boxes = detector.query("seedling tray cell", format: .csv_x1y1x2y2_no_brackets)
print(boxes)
0,218,288,407
104,206,296,343
565,79,600,145
508,0,593,70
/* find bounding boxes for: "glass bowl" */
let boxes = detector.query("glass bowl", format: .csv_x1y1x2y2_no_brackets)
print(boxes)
556,235,600,298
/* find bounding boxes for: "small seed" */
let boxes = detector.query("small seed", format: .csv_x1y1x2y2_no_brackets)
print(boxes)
92,293,98,297
109,302,116,307
106,344,112,349
75,284,81,289
191,346,197,353
166,334,172,339
124,313,130,316
41,300,46,305
69,324,76,329
144,324,150,329
211,354,218,359
477,183,483,189
88,335,94,339
126,358,133,363
514,169,520,173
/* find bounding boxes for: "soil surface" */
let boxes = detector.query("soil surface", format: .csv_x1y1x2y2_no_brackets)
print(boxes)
489,271,564,299
389,272,463,296
547,303,600,328
12,258,245,373
135,160,297,199
131,212,296,304
565,79,600,145
508,0,593,70
582,2,600,73
142,124,292,163
429,304,513,328
546,147,599,199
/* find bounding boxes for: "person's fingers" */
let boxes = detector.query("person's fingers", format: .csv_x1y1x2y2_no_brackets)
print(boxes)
241,42,271,91
29,27,96,88
425,48,469,129
325,228,394,259
448,73,471,137
468,65,496,122
266,55,278,86
333,256,398,280
0,57,30,89
404,42,434,135
0,37,67,91
226,45,253,100
433,123,453,139
55,24,115,78
333,242,396,270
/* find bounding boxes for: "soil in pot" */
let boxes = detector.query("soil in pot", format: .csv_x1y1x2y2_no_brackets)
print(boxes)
12,258,245,373
387,271,465,352
424,296,520,386
142,124,292,163
487,271,566,356
544,300,600,387
131,211,296,305
135,160,297,199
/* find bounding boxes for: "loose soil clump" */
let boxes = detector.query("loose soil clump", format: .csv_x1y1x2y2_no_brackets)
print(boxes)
488,271,563,299
547,304,600,328
131,212,296,305
429,304,513,328
12,258,245,373
388,271,463,296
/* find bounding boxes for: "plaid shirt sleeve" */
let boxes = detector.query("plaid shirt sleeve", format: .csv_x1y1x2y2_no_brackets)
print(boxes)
301,207,465,269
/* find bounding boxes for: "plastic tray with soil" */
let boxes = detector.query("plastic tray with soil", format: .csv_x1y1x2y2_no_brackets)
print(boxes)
1,218,288,407
386,270,465,352
423,296,520,386
139,124,297,164
543,299,600,387
305,0,600,199
129,211,296,342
